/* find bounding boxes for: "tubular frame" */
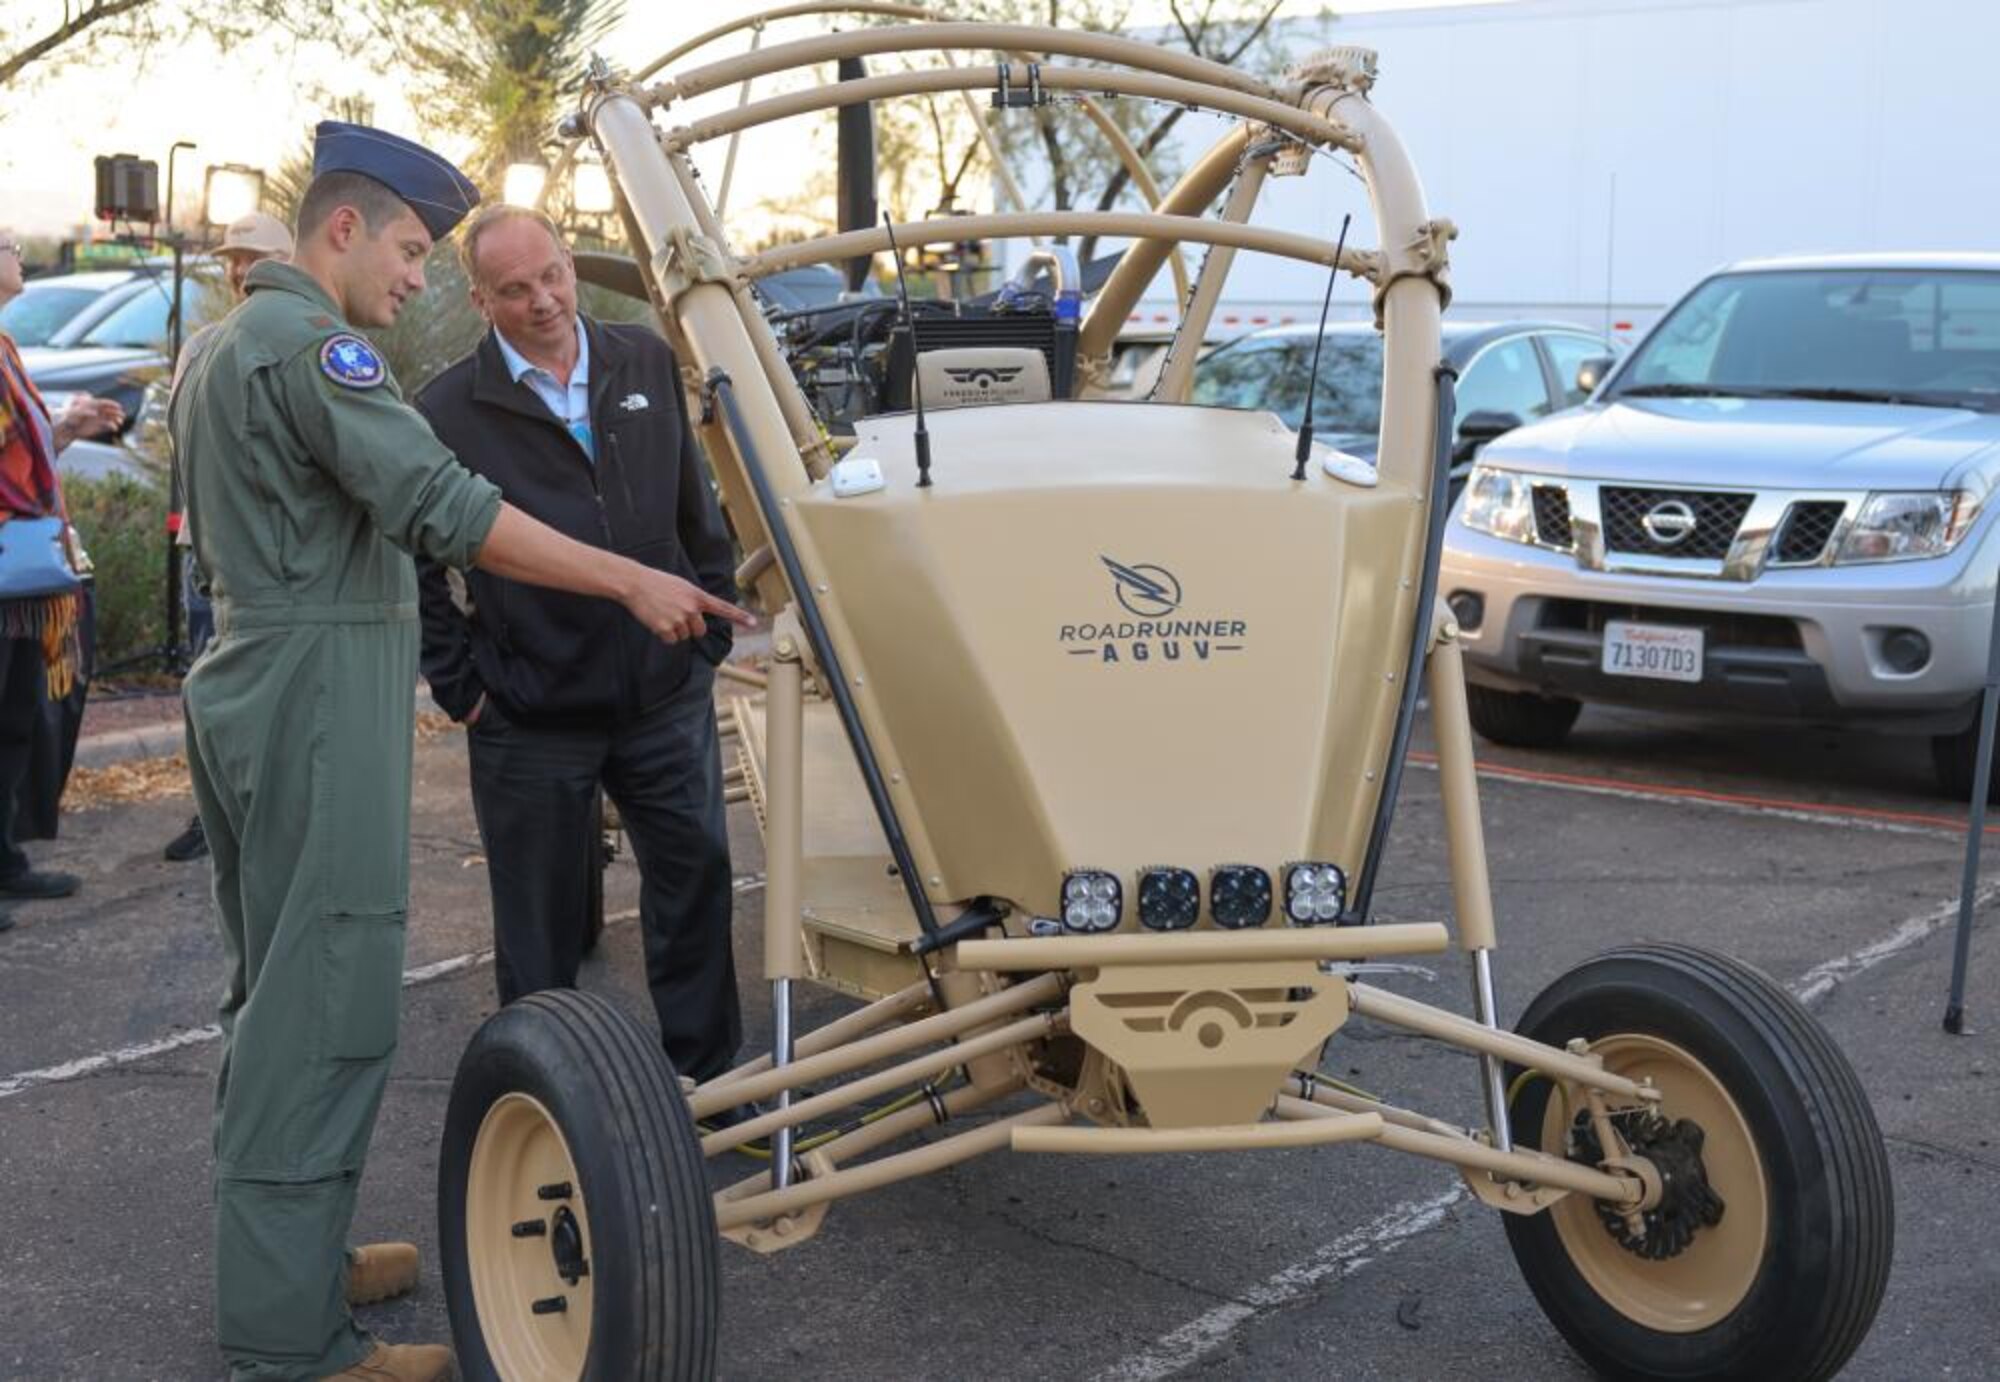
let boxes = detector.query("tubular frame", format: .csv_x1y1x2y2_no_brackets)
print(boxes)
699,1011,1062,1157
563,25,1643,1241
689,971,1063,1118
714,1103,1070,1231
662,62,1354,157
741,210,1375,282
650,22,1287,107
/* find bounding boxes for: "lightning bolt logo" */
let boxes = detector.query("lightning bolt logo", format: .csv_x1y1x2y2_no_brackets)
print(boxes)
1101,556,1183,617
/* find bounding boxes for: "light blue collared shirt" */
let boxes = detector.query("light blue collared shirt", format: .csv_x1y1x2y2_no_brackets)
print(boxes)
494,320,592,460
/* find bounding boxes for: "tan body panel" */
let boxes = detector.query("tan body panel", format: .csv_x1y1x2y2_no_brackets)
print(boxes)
780,401,1422,918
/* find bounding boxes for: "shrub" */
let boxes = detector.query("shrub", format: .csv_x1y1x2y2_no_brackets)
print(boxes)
63,471,170,668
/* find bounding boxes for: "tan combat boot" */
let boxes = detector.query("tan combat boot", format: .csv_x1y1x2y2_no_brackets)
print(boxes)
345,1242,421,1305
318,1342,456,1381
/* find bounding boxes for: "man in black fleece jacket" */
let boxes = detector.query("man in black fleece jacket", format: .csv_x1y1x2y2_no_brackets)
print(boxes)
415,205,742,1081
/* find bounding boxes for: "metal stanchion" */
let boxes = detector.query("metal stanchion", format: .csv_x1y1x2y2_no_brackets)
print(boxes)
1943,582,2000,1034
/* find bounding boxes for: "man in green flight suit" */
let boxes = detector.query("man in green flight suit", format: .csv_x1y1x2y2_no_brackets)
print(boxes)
170,122,754,1382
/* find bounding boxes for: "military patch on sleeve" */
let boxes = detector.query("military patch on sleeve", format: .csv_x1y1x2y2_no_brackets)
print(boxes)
319,334,386,389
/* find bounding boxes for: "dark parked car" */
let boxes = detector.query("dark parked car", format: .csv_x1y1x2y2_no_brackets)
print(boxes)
0,270,151,348
1191,319,1618,498
21,267,225,434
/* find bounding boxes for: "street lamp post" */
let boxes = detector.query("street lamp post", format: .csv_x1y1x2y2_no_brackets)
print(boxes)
164,141,196,366
160,140,197,673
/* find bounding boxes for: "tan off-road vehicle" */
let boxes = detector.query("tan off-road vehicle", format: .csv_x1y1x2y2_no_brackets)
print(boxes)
437,10,1894,1378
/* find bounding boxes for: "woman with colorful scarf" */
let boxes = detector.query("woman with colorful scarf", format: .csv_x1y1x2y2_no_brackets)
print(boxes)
0,233,124,935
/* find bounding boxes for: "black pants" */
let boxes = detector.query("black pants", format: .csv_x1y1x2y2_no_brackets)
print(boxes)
467,664,742,1080
16,584,92,843
0,632,49,880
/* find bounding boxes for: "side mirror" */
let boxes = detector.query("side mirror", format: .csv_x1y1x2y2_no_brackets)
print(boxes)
1454,409,1522,463
1575,355,1616,395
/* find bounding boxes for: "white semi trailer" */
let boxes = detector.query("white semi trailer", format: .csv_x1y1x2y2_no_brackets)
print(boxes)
1108,0,1999,347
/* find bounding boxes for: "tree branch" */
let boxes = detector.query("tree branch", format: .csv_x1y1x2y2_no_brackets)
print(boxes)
1,0,154,87
1033,106,1072,232
1223,0,1282,65
924,94,950,198
945,135,982,204
1078,104,1191,263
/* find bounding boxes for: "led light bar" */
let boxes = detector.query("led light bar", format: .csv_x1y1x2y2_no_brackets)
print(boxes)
1283,862,1347,926
1209,864,1273,929
1137,867,1200,931
1060,869,1122,933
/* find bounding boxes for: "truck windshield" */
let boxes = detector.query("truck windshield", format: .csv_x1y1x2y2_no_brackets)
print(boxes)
1613,268,2000,411
1192,332,1384,433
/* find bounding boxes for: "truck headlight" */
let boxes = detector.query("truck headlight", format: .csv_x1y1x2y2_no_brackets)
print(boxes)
1061,870,1122,933
1459,465,1537,544
1835,491,1979,563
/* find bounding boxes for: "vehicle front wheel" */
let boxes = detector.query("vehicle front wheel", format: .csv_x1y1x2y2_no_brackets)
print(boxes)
1931,720,2000,803
440,989,718,1381
1503,943,1892,1381
1465,683,1582,749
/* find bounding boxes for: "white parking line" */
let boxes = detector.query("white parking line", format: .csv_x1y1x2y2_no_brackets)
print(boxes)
1092,1185,1467,1382
0,1024,226,1102
0,874,769,1105
1407,754,1993,840
1790,879,2000,1007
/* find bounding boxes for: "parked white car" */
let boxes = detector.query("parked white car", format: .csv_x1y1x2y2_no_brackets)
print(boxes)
1441,253,2000,799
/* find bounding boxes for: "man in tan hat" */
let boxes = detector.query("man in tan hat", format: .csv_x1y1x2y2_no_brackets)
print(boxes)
215,211,294,297
161,210,300,864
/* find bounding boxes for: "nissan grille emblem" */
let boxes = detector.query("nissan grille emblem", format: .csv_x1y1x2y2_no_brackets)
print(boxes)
1641,499,1698,546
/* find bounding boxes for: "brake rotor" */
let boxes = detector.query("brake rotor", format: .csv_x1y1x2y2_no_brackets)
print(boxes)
1571,1108,1726,1261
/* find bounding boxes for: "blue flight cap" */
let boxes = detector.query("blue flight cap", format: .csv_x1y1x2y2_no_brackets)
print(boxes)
310,120,481,239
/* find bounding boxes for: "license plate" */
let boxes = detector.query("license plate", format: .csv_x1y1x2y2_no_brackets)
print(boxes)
1601,620,1704,683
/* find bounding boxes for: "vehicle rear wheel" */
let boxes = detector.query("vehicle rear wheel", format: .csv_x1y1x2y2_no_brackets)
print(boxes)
1503,943,1892,1381
1465,683,1582,748
1931,721,2000,803
440,989,718,1381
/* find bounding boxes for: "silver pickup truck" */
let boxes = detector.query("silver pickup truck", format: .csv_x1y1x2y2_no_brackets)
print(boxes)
1440,253,2000,799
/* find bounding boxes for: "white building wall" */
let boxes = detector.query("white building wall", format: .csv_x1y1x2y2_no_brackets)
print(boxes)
1106,0,2000,344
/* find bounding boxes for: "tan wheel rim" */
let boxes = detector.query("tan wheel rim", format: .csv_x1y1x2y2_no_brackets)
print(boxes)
1539,1034,1769,1333
466,1092,595,1380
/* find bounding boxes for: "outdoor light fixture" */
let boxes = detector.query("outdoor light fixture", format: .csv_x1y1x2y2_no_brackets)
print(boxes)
203,164,265,228
1136,867,1199,931
1209,865,1273,929
504,162,550,208
572,161,615,216
1060,870,1121,933
93,154,160,223
1283,862,1347,926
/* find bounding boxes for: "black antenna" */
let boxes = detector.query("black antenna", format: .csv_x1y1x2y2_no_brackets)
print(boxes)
1293,211,1353,482
881,214,933,488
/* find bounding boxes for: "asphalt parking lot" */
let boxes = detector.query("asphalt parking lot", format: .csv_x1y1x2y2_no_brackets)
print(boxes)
2,700,1995,1380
